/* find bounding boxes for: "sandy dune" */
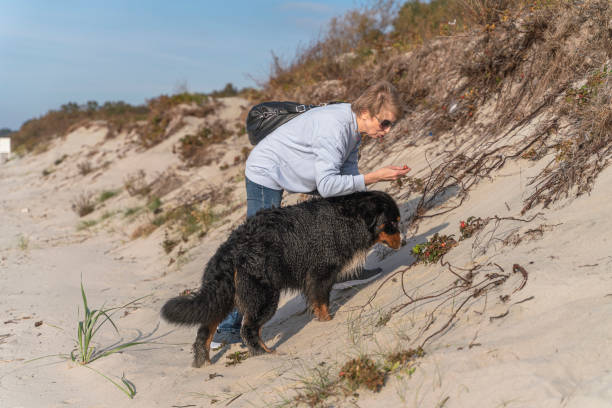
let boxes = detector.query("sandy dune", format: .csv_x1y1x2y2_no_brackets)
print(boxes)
1,97,611,408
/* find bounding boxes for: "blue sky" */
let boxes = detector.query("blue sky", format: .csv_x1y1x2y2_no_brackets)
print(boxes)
0,1,363,129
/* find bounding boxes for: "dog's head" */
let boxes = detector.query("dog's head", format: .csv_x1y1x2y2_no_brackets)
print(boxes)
357,191,402,249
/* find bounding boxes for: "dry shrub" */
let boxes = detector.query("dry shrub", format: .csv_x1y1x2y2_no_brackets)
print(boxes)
385,347,425,367
137,93,220,148
77,161,93,176
11,101,148,154
148,170,185,198
456,0,516,25
339,356,385,392
264,1,396,101
71,192,95,217
177,120,233,167
123,170,150,197
355,0,611,221
130,223,157,239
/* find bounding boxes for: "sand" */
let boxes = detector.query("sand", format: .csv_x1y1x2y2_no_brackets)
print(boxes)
1,97,611,408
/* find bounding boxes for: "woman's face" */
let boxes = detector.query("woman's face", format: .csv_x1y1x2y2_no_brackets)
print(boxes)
359,108,396,139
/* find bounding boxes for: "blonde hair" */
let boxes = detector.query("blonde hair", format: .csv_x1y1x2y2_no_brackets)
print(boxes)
351,80,403,118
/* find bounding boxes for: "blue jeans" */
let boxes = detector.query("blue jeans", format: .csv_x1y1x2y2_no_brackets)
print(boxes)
217,177,283,334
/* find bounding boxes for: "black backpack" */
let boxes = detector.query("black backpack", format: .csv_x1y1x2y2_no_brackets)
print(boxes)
246,101,341,145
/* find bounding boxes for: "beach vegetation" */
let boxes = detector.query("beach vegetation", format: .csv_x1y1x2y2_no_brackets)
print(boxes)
54,154,68,165
146,196,162,213
411,233,457,264
71,192,96,217
123,206,142,218
71,280,146,365
98,189,120,203
177,120,234,167
77,219,98,231
123,170,150,197
17,234,29,251
77,161,93,176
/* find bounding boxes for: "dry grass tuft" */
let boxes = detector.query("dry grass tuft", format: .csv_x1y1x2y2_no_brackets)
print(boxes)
123,170,150,197
71,193,95,217
130,223,158,240
177,119,234,167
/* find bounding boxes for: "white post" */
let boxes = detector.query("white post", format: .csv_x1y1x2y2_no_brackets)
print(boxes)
0,137,11,163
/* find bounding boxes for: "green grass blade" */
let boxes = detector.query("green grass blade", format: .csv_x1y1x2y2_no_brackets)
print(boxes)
80,280,90,315
81,364,136,399
24,353,70,363
121,374,136,397
92,309,120,338
77,321,84,362
89,341,145,363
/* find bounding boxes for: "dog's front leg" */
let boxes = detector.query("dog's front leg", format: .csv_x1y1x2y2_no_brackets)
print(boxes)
306,275,334,321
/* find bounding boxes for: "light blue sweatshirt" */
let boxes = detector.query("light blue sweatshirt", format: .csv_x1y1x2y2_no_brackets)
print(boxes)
245,103,367,198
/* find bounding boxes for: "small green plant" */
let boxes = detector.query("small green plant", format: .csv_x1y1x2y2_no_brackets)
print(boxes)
26,280,147,399
42,168,54,177
151,214,167,227
291,364,345,407
98,189,119,203
339,356,385,392
71,280,146,365
17,235,29,251
123,206,142,218
394,176,424,193
411,233,457,264
162,232,178,254
375,311,392,327
147,196,162,213
54,154,68,165
384,347,425,372
100,211,116,221
163,204,218,239
565,65,609,107
77,220,98,231
225,351,249,366
459,216,484,240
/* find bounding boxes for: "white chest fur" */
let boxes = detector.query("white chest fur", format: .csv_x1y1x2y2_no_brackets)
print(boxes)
338,249,368,279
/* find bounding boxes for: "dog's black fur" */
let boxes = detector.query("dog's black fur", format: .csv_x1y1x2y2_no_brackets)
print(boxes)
161,191,401,367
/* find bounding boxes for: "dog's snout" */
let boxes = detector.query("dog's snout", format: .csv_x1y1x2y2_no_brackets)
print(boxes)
377,231,402,249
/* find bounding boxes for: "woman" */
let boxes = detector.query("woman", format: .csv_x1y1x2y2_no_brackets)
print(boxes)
213,80,410,345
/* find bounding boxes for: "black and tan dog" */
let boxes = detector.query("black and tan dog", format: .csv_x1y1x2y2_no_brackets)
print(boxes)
161,191,401,367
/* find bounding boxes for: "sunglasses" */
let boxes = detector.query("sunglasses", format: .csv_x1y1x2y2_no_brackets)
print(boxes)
374,115,395,130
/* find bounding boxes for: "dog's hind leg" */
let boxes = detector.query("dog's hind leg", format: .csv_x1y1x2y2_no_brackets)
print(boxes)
235,274,280,356
192,320,221,368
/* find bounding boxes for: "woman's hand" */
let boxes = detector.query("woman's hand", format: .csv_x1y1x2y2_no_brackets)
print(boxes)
364,165,411,185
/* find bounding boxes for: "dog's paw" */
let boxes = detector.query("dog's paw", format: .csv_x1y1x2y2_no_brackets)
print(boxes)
248,347,268,357
192,358,208,368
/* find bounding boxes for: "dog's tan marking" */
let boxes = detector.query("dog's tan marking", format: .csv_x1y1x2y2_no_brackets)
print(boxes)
377,231,401,249
204,320,221,362
313,303,332,321
258,327,274,353
338,249,368,280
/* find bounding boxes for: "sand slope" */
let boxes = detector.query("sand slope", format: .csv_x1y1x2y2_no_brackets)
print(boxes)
1,96,611,408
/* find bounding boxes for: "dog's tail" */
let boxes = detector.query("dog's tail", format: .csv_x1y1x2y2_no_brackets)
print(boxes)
161,279,235,326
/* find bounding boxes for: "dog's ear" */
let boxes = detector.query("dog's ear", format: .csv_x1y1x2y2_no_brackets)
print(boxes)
370,213,386,234
361,198,386,233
